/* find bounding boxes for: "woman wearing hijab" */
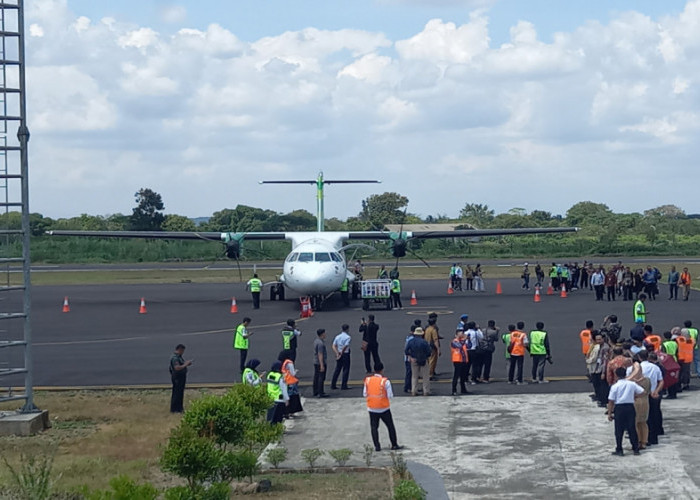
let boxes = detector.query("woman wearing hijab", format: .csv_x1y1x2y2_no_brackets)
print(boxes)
266,361,288,424
278,349,303,416
242,358,264,386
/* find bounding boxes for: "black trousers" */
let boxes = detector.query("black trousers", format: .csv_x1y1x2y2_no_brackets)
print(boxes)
606,286,616,301
251,291,260,309
391,292,402,308
471,351,484,381
613,403,639,452
331,353,351,389
364,344,381,373
508,356,524,382
238,348,248,377
591,373,610,404
647,395,663,444
313,364,326,396
170,373,186,413
481,351,494,381
369,409,398,450
404,360,412,392
452,362,468,393
594,285,604,300
669,284,678,299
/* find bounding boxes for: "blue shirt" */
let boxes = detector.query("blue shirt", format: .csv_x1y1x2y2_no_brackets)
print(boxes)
642,270,657,284
333,331,351,355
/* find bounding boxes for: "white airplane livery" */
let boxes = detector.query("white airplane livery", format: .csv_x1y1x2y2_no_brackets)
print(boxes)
48,172,578,309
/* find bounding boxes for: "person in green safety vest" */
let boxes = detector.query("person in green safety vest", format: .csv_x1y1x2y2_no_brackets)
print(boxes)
377,265,388,279
266,361,289,424
502,326,512,379
246,273,263,309
549,263,560,291
281,319,302,361
234,317,253,377
391,278,403,309
528,322,551,383
242,358,263,386
683,320,699,378
340,277,350,306
633,294,647,324
661,331,680,399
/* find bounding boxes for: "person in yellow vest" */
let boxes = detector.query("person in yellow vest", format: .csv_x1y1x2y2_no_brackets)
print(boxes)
450,329,469,395
266,361,289,424
661,331,680,399
246,273,263,309
242,358,263,386
675,329,693,391
507,324,529,385
281,319,302,362
340,277,350,306
502,326,512,377
390,277,403,309
363,362,403,452
529,322,551,384
633,294,647,324
684,319,699,379
233,317,254,377
279,349,303,417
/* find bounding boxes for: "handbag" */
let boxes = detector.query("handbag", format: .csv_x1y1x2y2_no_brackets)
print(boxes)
361,340,368,351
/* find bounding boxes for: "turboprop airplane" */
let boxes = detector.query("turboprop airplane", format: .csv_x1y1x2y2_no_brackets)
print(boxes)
47,172,578,309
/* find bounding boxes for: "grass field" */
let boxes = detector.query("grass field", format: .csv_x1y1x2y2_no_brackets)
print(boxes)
9,258,700,286
0,390,393,498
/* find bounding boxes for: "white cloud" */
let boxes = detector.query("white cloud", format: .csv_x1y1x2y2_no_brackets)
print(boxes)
19,0,700,220
159,5,187,25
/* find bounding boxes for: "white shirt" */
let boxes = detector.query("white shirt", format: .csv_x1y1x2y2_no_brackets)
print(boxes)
333,331,351,354
626,361,663,393
608,379,644,404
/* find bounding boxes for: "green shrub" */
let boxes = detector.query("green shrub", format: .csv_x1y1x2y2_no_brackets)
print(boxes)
390,451,408,479
300,448,324,468
201,482,231,500
216,450,259,482
394,479,426,500
328,449,353,467
160,424,222,491
82,475,158,500
265,447,288,469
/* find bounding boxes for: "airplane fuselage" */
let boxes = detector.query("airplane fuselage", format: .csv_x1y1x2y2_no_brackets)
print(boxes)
280,232,353,296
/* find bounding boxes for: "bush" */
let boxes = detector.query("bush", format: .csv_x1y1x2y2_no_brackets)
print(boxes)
163,483,230,500
300,448,324,468
390,451,408,479
265,447,288,469
83,475,158,500
216,450,259,482
394,479,426,500
160,424,222,491
328,449,353,467
362,444,374,467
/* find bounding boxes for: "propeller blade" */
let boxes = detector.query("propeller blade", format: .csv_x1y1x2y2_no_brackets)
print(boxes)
408,248,431,268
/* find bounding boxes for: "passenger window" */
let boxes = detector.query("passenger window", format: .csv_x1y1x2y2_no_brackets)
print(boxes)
315,253,331,262
298,252,313,262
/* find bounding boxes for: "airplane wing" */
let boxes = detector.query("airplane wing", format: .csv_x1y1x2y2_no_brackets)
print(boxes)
45,230,287,241
346,227,578,240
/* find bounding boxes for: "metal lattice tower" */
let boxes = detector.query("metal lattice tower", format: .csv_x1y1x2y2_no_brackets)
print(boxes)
0,0,36,412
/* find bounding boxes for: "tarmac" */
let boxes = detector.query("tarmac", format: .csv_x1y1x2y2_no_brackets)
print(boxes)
276,390,700,499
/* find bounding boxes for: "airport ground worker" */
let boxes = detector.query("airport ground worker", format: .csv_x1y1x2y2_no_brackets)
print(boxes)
634,294,647,323
391,277,403,309
684,320,699,378
507,324,528,384
529,322,551,383
281,319,302,362
266,361,289,424
450,329,469,395
234,317,253,376
246,273,263,309
242,359,263,386
363,362,403,452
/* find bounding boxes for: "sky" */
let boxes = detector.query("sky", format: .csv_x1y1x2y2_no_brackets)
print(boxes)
18,0,698,221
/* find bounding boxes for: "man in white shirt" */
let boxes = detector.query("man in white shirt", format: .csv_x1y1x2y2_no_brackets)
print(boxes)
331,324,352,390
607,366,645,456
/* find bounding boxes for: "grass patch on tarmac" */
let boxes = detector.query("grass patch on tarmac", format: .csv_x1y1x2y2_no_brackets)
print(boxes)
0,390,392,498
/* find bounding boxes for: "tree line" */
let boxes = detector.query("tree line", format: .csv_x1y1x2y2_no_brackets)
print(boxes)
1,188,699,262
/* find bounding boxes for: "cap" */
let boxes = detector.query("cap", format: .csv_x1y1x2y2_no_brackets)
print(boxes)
413,327,425,335
460,314,469,319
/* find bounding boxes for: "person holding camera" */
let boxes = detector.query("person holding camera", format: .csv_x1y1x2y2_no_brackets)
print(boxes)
169,344,193,413
360,315,381,374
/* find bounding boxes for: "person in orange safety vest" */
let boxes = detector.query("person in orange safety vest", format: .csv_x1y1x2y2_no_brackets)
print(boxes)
363,362,403,452
450,329,469,396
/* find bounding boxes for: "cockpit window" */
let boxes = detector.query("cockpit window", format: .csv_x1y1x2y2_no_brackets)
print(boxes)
286,252,299,262
330,253,342,262
314,252,331,262
298,252,313,262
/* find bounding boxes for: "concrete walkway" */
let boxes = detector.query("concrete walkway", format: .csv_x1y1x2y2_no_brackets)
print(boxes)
274,391,700,499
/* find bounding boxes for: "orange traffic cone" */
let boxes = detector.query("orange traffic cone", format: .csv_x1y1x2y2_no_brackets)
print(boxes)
447,283,454,295
547,283,554,295
410,290,418,306
496,281,503,294
560,284,567,298
62,296,70,313
534,287,541,303
139,297,147,314
230,297,238,314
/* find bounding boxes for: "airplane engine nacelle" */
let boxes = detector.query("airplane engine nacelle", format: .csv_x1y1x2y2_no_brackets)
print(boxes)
225,240,241,259
391,239,407,258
